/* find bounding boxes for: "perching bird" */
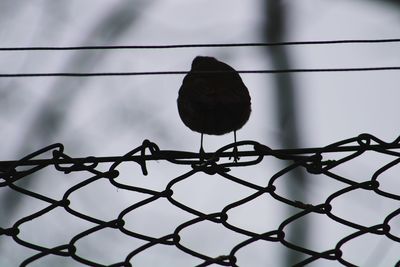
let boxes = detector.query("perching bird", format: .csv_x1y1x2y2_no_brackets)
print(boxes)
177,56,251,161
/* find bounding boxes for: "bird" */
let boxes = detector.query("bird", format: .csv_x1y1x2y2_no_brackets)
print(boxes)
177,56,251,162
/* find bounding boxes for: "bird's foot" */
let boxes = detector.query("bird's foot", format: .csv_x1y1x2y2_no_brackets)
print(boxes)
199,146,206,163
229,146,240,163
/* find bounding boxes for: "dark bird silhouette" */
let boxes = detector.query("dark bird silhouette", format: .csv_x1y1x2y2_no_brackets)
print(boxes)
177,56,251,161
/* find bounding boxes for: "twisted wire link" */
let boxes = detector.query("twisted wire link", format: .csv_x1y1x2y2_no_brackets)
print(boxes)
1,134,400,266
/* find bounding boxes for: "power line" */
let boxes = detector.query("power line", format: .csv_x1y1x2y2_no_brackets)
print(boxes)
1,66,400,77
1,38,400,51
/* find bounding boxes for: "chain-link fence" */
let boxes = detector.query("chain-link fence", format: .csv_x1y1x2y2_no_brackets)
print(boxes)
1,133,400,266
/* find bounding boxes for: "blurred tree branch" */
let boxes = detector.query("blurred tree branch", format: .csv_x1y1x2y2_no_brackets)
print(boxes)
263,0,308,265
0,0,152,236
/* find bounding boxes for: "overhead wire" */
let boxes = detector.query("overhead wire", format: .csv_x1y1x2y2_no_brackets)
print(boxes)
0,67,400,77
1,38,399,77
0,38,399,51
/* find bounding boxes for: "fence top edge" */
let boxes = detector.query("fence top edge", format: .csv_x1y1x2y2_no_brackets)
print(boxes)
1,142,399,168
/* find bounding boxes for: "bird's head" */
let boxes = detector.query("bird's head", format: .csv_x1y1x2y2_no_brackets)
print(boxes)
191,56,218,71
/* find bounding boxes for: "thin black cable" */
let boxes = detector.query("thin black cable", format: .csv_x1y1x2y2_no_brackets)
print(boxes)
1,38,400,51
1,66,400,77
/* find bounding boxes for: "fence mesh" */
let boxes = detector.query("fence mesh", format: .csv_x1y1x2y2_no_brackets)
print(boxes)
1,133,400,266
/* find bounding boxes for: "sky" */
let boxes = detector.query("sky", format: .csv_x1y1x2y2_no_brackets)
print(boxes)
0,0,400,266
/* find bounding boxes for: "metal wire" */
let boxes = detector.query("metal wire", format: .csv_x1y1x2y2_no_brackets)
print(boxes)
1,133,400,266
1,38,399,77
0,38,400,50
0,67,400,78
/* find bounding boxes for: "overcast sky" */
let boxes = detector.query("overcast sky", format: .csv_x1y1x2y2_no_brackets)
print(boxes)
1,1,400,266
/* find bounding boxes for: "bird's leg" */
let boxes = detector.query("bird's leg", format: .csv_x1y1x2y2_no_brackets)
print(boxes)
199,133,205,162
230,130,239,162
